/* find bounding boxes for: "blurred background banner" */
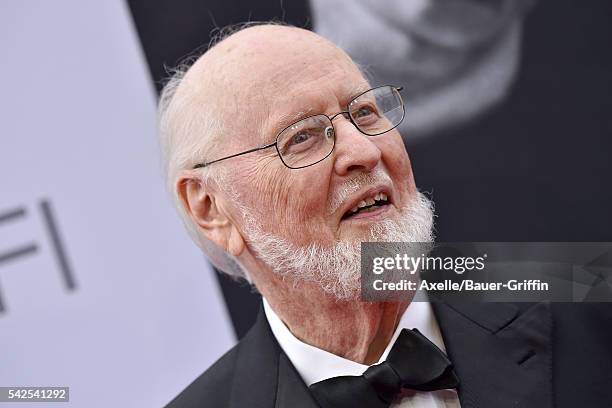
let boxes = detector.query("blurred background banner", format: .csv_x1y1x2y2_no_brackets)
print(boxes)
1,0,611,407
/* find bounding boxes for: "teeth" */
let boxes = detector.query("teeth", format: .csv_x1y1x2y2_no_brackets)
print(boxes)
346,192,390,217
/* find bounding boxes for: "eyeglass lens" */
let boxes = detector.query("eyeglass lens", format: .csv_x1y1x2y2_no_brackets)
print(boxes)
276,86,404,169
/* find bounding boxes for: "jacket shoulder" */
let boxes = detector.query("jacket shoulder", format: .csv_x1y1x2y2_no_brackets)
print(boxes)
165,343,240,408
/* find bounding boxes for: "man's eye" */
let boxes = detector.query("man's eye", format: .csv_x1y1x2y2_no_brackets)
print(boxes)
281,130,318,155
353,105,378,118
291,132,310,145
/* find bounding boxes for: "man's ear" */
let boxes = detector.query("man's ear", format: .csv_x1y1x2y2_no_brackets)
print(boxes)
176,172,245,257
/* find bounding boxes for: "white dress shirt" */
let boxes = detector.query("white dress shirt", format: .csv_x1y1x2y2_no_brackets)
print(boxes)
263,298,461,408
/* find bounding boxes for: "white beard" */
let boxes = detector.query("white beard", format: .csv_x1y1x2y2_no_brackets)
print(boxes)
240,191,435,300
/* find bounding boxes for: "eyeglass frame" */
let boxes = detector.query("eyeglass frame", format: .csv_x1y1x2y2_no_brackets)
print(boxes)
192,85,405,170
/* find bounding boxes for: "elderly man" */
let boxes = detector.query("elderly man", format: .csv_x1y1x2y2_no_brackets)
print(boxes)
159,24,608,408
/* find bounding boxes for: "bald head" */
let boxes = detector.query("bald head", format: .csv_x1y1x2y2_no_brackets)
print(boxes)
176,25,363,152
186,25,345,91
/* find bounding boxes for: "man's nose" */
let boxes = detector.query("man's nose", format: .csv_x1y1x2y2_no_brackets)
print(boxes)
331,116,382,176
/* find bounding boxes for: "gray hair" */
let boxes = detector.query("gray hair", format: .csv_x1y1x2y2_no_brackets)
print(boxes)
157,24,282,281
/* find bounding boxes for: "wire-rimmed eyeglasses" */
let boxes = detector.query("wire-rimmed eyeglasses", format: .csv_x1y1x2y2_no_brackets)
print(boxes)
192,85,405,170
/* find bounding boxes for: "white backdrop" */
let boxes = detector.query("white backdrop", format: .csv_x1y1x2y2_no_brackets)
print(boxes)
0,1,235,407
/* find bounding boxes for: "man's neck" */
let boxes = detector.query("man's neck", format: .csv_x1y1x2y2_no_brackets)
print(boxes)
259,279,409,365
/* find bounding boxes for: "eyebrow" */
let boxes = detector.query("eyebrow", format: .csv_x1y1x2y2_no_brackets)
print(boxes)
272,108,317,136
347,84,371,101
266,83,372,141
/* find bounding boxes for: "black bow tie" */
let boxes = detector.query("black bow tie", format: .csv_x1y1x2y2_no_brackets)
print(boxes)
309,329,459,408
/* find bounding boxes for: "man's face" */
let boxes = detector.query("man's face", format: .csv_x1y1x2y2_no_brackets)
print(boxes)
200,27,430,296
224,29,419,250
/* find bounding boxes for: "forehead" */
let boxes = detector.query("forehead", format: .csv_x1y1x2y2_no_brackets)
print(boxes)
198,26,370,143
268,66,371,138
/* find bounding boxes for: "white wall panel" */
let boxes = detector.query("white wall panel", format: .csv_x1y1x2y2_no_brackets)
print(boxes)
0,1,235,406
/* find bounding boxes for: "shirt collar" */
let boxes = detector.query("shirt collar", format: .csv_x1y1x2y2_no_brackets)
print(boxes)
263,297,445,386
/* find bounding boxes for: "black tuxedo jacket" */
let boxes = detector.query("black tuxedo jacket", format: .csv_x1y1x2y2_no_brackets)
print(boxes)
166,302,612,408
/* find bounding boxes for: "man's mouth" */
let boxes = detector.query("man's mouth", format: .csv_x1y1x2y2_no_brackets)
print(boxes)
342,192,390,220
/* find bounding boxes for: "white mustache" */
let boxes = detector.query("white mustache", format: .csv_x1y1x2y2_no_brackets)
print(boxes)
328,168,392,214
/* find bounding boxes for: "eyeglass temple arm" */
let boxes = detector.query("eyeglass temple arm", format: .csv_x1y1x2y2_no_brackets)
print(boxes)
192,142,277,169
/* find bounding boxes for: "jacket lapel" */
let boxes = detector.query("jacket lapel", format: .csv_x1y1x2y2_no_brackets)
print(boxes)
229,305,319,408
432,301,553,408
275,353,320,408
